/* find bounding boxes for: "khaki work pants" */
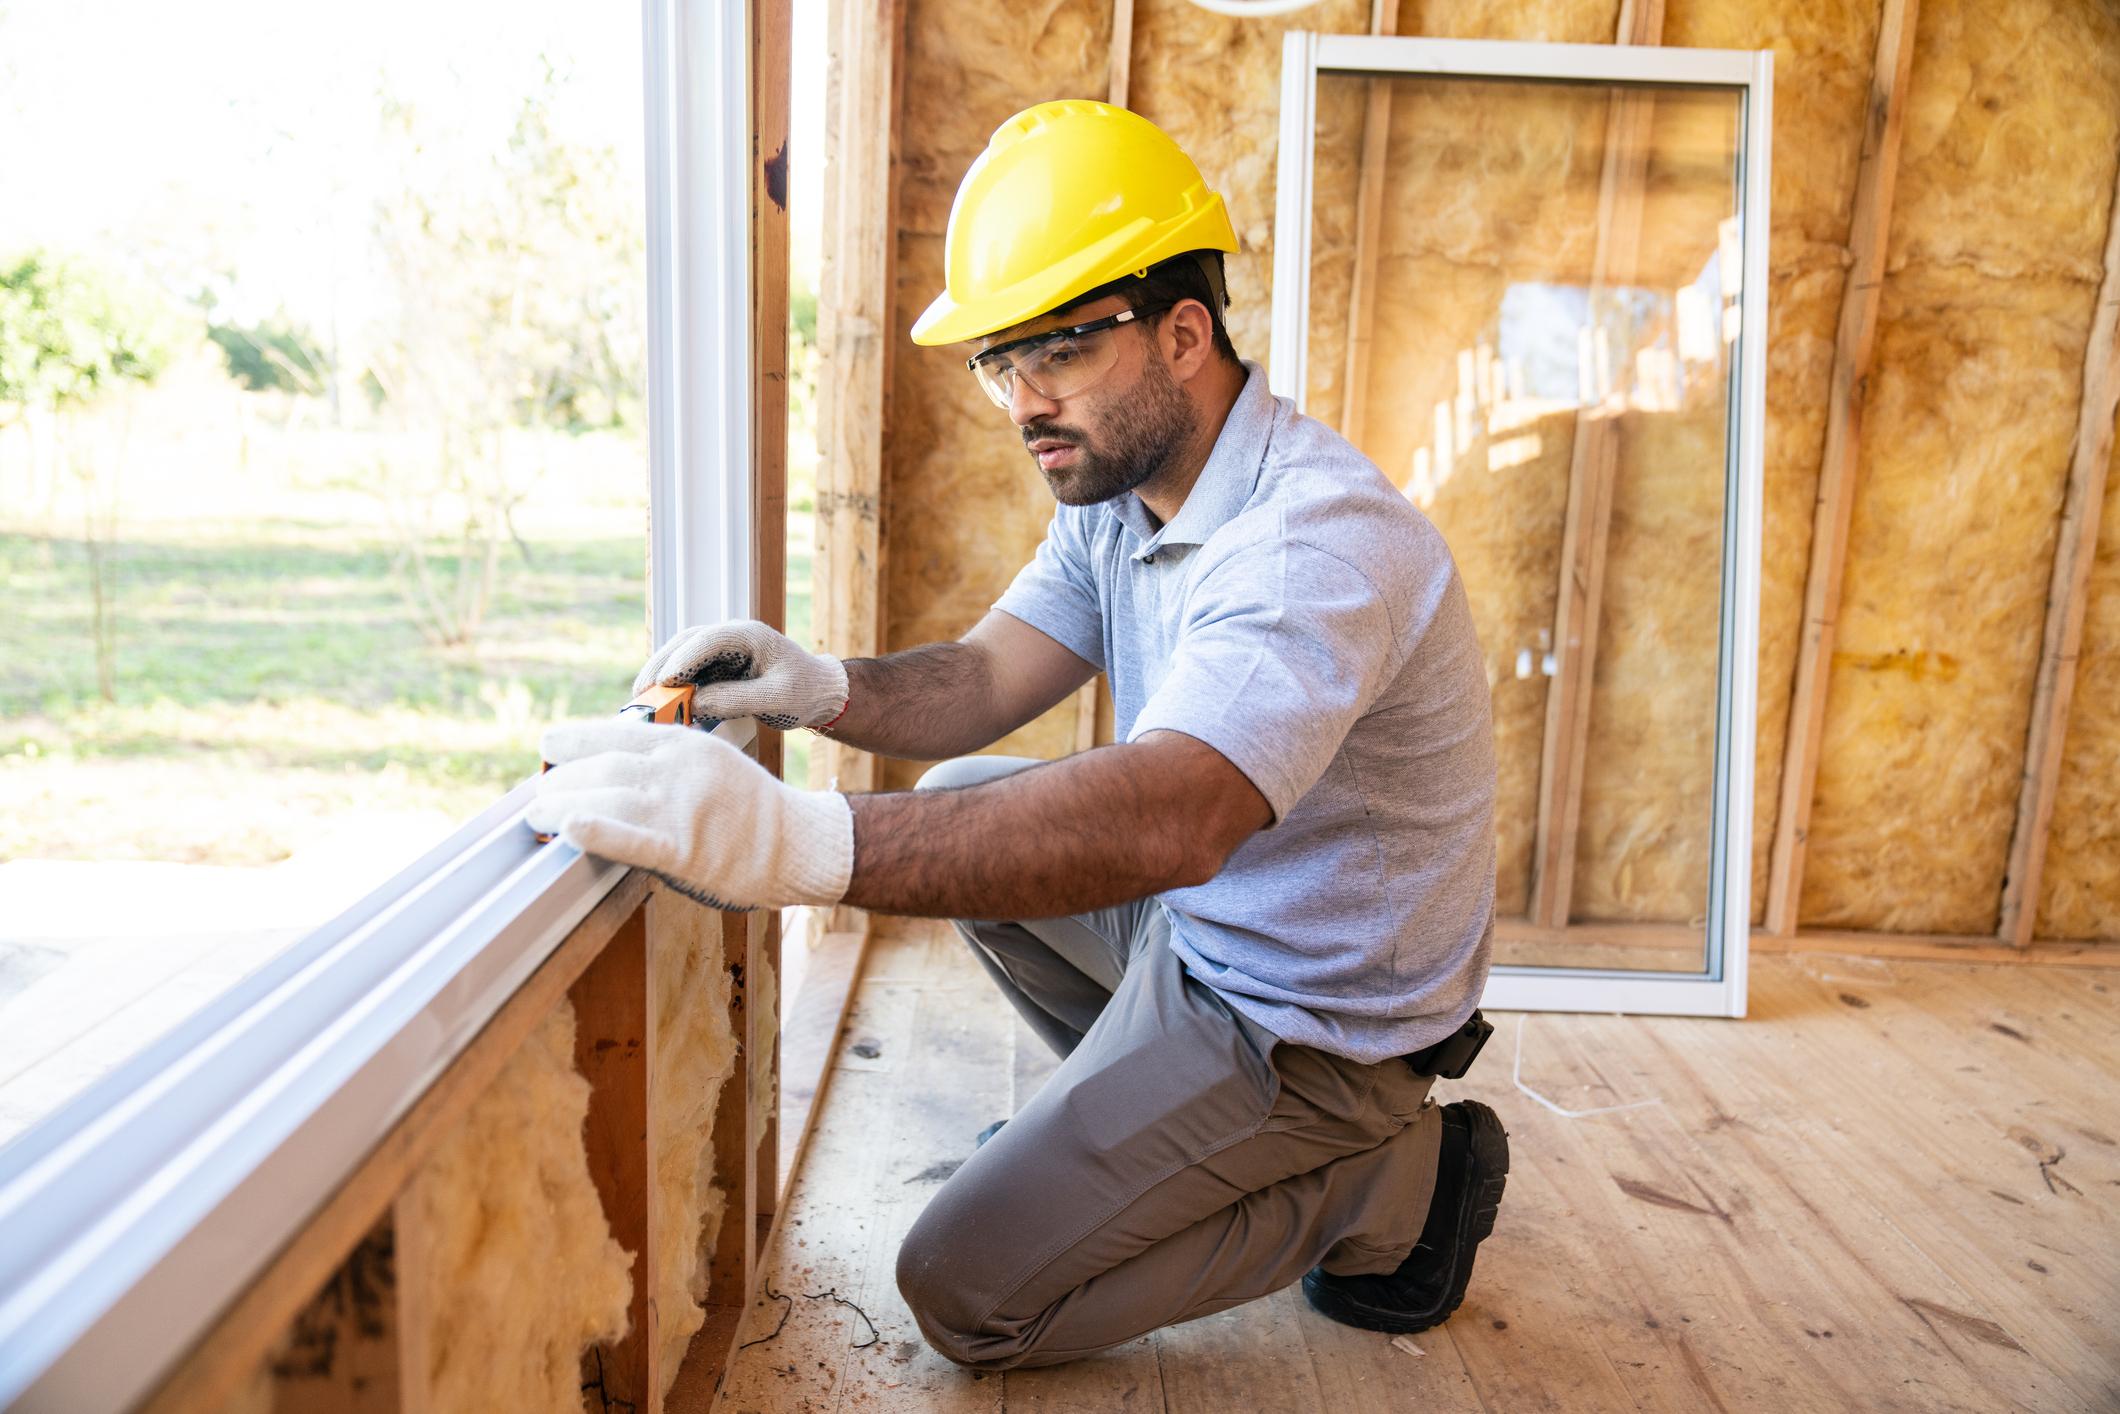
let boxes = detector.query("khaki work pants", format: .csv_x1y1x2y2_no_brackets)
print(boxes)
895,756,1444,1370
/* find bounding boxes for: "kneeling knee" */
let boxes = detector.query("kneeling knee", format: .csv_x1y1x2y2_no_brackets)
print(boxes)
894,1215,990,1365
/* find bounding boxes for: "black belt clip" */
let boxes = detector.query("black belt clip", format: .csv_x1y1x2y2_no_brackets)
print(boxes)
1406,1010,1493,1080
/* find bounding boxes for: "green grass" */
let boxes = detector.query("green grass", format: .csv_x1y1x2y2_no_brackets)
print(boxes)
0,508,655,862
3,390,821,865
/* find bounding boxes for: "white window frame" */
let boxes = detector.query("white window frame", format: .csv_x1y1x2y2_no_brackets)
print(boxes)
0,2,758,1405
1270,33,1772,1021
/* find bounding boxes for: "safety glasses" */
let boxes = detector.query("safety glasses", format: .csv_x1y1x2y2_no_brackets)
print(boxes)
966,301,1173,410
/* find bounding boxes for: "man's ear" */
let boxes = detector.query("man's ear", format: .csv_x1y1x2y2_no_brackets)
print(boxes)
1162,298,1217,383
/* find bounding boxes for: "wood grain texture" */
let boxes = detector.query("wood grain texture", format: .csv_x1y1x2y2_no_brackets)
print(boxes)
1107,0,1135,109
816,0,904,822
1997,158,2120,946
569,905,658,1408
1764,0,1922,937
720,921,2120,1411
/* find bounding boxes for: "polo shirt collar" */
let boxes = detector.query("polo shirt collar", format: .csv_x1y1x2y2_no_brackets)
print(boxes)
1105,361,1276,559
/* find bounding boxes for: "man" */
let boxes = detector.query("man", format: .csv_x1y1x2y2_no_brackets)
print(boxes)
529,100,1507,1370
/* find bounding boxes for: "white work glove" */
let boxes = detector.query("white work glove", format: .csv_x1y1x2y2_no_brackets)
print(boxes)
633,619,849,732
527,718,853,910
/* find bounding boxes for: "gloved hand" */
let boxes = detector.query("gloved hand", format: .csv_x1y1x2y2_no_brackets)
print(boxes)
527,718,853,910
633,620,849,732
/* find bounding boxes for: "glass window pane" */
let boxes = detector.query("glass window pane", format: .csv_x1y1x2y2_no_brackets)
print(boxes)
1307,74,1744,972
0,1,647,1144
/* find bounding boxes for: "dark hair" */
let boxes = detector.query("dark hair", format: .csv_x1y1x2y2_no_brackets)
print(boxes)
1053,250,1239,365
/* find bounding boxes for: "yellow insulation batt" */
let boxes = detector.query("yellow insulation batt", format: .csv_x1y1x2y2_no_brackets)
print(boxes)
748,920,779,1130
1657,0,1884,920
1801,0,2120,932
2037,399,2120,941
398,999,633,1414
1130,0,1371,364
648,889,741,1400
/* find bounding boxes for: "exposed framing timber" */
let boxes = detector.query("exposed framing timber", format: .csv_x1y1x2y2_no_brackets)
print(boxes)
567,906,657,1407
816,0,904,820
1496,913,2120,970
1763,0,1921,936
1108,0,1136,109
749,0,790,1209
1528,0,1666,928
1995,160,2120,946
818,0,905,937
1753,929,2120,971
139,875,653,1414
753,0,790,795
1337,0,1402,450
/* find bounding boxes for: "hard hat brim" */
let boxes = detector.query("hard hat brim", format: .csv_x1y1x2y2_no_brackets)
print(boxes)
910,198,1239,348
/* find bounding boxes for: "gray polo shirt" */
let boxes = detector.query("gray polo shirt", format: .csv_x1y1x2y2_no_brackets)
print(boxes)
993,362,1496,1064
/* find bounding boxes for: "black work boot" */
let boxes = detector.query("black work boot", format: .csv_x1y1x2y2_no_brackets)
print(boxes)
1301,1099,1510,1333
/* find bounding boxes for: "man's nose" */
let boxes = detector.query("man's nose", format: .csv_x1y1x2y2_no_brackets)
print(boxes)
1008,374,1059,427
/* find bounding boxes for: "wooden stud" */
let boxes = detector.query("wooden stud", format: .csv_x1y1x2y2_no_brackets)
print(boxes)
262,1214,400,1413
753,0,791,801
1763,0,1921,936
1108,0,1136,110
1497,914,2120,969
1528,0,1665,928
816,0,905,831
1995,160,2120,946
706,910,756,1311
1756,928,2120,970
568,904,657,1408
1337,0,1401,450
139,875,652,1414
749,907,781,1223
750,0,791,1222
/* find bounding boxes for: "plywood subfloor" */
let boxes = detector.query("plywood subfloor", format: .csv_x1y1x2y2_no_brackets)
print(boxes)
713,923,2120,1413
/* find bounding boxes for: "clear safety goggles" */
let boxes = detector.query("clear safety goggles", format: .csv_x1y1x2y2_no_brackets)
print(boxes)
966,301,1172,410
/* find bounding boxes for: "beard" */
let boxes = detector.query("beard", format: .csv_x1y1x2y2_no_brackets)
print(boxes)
1023,353,1198,507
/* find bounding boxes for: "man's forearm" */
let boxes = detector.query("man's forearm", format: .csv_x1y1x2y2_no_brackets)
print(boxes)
823,643,1004,760
839,735,1268,920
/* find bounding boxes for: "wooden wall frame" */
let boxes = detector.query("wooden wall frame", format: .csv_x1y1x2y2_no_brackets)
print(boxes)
815,0,904,829
1763,0,1920,937
1995,158,2120,947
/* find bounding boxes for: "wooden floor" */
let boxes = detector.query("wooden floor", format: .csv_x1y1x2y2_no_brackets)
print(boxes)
714,923,2120,1413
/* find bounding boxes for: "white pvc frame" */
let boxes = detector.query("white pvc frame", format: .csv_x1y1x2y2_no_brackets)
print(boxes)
0,3,758,1405
1270,33,1772,1021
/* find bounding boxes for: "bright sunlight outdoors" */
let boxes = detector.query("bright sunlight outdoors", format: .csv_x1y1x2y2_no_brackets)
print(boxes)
0,0,827,1141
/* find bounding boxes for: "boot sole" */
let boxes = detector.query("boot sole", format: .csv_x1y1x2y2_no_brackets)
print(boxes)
1303,1100,1510,1334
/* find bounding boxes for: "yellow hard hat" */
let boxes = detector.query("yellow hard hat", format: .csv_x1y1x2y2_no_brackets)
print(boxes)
910,100,1239,347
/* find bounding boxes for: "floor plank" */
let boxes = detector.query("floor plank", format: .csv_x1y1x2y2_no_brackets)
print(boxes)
716,927,2119,1413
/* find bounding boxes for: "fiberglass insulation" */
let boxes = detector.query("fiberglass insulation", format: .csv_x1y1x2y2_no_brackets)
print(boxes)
1799,0,2120,932
2037,399,2120,940
649,888,741,1400
398,999,633,1413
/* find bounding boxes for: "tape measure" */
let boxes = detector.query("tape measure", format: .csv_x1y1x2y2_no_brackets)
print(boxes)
532,684,724,842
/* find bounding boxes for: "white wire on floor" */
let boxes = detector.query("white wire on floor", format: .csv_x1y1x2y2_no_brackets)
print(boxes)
1509,1013,1664,1120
